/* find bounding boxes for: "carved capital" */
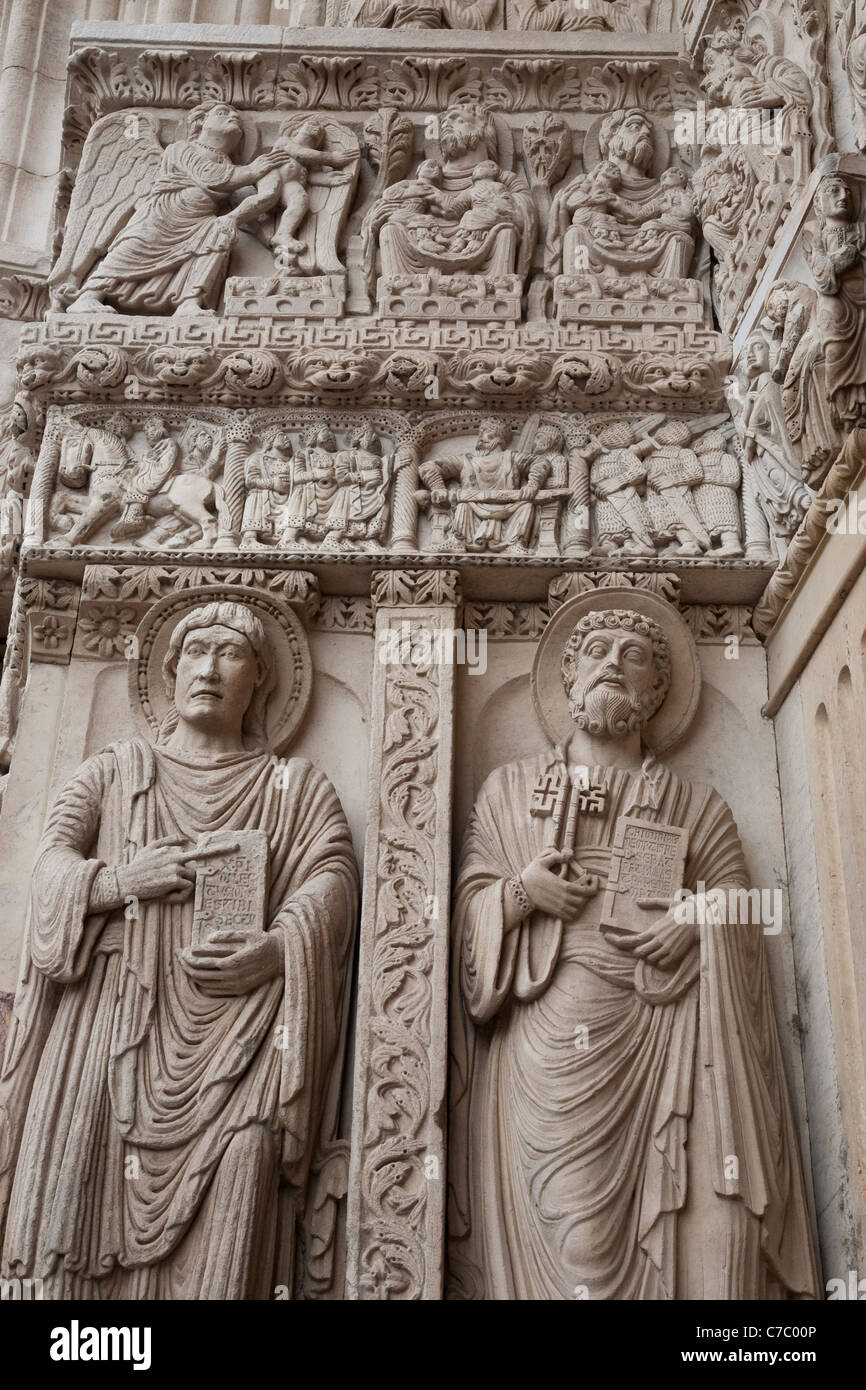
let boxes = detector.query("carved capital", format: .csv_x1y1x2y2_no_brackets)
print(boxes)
371,569,461,610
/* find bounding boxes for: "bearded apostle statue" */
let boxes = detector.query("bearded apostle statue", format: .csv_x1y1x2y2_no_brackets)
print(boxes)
448,592,819,1300
0,592,358,1298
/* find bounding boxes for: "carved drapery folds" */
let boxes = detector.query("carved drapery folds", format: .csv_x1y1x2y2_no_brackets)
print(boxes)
0,2,852,1304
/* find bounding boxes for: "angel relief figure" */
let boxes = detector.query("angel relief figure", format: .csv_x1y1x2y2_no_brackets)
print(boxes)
46,104,337,317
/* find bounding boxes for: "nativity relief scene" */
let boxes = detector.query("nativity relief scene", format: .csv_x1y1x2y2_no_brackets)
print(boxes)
0,0,862,1318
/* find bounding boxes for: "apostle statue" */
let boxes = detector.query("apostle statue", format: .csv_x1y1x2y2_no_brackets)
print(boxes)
0,593,358,1298
448,591,819,1300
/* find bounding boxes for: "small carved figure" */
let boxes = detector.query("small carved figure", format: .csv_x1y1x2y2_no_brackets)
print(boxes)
643,421,710,557
805,174,866,424
587,421,655,557
762,281,841,489
240,428,296,549
420,418,550,555
692,430,743,557
737,336,812,538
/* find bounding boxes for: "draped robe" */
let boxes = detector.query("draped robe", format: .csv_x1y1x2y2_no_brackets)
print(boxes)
447,749,819,1301
87,141,238,313
0,740,357,1298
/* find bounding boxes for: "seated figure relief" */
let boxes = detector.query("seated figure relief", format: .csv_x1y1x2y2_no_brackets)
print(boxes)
448,592,820,1300
0,595,357,1298
418,417,570,556
547,110,700,324
510,0,650,30
344,0,500,25
362,104,538,322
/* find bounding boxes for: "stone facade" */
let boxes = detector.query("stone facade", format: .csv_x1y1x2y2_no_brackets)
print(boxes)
0,0,862,1301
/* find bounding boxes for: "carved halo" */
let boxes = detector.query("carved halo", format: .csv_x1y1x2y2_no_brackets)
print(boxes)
581,110,671,181
129,584,312,755
530,587,701,753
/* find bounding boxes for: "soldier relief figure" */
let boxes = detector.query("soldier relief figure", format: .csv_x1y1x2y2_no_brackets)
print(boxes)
0,595,357,1298
448,593,819,1300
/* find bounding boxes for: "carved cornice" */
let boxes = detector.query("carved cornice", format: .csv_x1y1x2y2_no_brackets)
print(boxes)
19,322,731,412
65,28,696,128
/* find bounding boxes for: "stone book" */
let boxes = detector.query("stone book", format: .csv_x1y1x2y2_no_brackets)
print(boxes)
599,816,690,941
191,829,270,944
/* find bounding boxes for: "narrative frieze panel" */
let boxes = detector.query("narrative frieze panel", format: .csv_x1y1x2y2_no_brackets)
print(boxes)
22,404,780,567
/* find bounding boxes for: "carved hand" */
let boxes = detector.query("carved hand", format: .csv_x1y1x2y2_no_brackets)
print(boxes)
520,849,599,920
614,906,698,971
519,482,539,500
114,837,196,905
248,150,292,181
179,929,284,996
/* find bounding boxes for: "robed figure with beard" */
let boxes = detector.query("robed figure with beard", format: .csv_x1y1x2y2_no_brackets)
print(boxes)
0,597,357,1298
448,593,819,1300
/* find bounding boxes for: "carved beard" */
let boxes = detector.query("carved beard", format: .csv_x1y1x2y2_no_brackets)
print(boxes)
439,121,485,162
608,132,654,172
568,679,651,737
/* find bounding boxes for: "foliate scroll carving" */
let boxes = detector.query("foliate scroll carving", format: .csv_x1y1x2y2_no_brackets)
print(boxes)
370,568,461,608
547,569,681,610
347,569,459,1300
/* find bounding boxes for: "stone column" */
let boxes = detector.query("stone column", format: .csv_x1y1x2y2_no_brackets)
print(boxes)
346,568,460,1300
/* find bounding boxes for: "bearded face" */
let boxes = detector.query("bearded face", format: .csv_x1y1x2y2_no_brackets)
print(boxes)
439,107,494,162
605,115,655,174
566,628,659,737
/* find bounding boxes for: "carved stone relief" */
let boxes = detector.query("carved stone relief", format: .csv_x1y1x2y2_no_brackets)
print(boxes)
448,590,820,1299
0,0,860,1314
0,589,357,1299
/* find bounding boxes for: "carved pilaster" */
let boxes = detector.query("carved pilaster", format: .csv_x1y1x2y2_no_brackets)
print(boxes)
346,568,460,1300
